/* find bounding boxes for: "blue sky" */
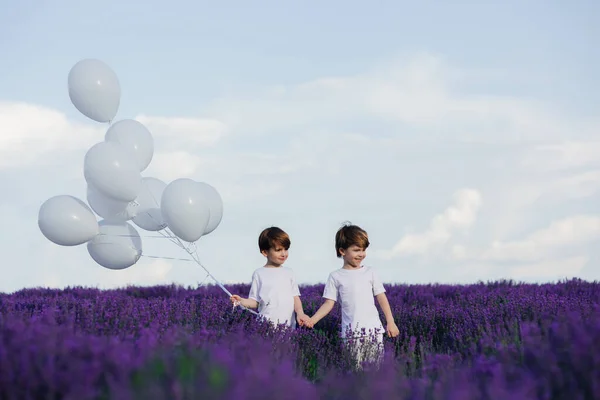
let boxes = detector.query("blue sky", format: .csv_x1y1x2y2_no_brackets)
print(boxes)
0,0,599,292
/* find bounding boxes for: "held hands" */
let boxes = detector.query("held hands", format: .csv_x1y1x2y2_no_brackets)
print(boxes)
298,315,315,328
297,313,311,327
386,321,400,338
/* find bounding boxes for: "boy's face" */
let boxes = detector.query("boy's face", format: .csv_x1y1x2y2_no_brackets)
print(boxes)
340,244,366,268
261,244,288,267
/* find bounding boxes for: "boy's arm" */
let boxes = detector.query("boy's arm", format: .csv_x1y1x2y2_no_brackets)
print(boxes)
375,293,394,324
293,296,306,316
305,273,337,328
242,298,259,309
290,272,304,317
243,271,260,309
309,299,335,325
231,295,259,309
376,293,399,337
371,268,398,336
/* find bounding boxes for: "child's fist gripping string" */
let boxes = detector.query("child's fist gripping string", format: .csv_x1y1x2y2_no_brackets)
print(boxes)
230,294,258,309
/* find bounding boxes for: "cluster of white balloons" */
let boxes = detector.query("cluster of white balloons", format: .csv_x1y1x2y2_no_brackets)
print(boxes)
38,59,223,271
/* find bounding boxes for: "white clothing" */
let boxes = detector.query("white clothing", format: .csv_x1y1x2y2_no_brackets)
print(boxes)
322,266,386,338
248,266,301,328
344,332,384,370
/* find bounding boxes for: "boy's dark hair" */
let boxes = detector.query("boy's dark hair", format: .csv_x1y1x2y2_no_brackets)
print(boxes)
258,227,290,252
335,222,369,257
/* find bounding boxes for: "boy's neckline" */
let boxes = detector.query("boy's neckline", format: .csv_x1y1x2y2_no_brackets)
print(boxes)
341,265,365,271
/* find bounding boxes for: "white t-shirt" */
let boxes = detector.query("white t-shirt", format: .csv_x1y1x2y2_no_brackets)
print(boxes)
323,266,386,338
248,266,301,328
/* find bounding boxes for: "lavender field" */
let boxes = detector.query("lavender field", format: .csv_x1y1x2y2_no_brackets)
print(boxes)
1,279,599,399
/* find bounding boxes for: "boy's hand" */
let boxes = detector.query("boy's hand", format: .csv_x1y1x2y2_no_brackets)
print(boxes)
386,321,399,337
230,295,242,307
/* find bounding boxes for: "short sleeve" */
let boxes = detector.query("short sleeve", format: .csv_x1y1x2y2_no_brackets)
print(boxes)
322,273,338,302
371,268,386,296
290,271,301,297
248,271,260,301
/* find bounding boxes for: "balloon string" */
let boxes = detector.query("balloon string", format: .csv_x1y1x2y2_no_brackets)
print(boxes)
160,229,259,316
141,254,194,262
198,272,211,286
135,207,259,317
102,202,258,316
98,233,173,239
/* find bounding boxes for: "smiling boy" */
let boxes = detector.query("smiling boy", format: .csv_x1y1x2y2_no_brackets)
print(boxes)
305,223,399,366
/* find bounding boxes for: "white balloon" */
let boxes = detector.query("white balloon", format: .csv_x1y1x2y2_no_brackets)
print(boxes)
87,220,142,270
83,141,142,202
68,59,120,123
86,184,136,222
38,195,98,246
161,178,210,242
197,182,223,235
105,119,154,172
132,177,167,231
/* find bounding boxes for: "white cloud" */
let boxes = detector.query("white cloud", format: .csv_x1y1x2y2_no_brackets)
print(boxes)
145,151,206,182
0,101,101,169
3,52,600,292
208,53,589,145
543,170,600,202
364,57,558,140
0,102,228,172
425,213,598,282
482,215,600,262
376,188,482,259
135,114,227,146
475,167,600,243
521,141,600,172
436,138,600,246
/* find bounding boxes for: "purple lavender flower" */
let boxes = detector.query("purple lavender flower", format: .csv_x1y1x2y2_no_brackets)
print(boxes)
0,278,598,398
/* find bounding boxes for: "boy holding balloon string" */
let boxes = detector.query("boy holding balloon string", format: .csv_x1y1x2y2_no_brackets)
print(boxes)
230,227,309,328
